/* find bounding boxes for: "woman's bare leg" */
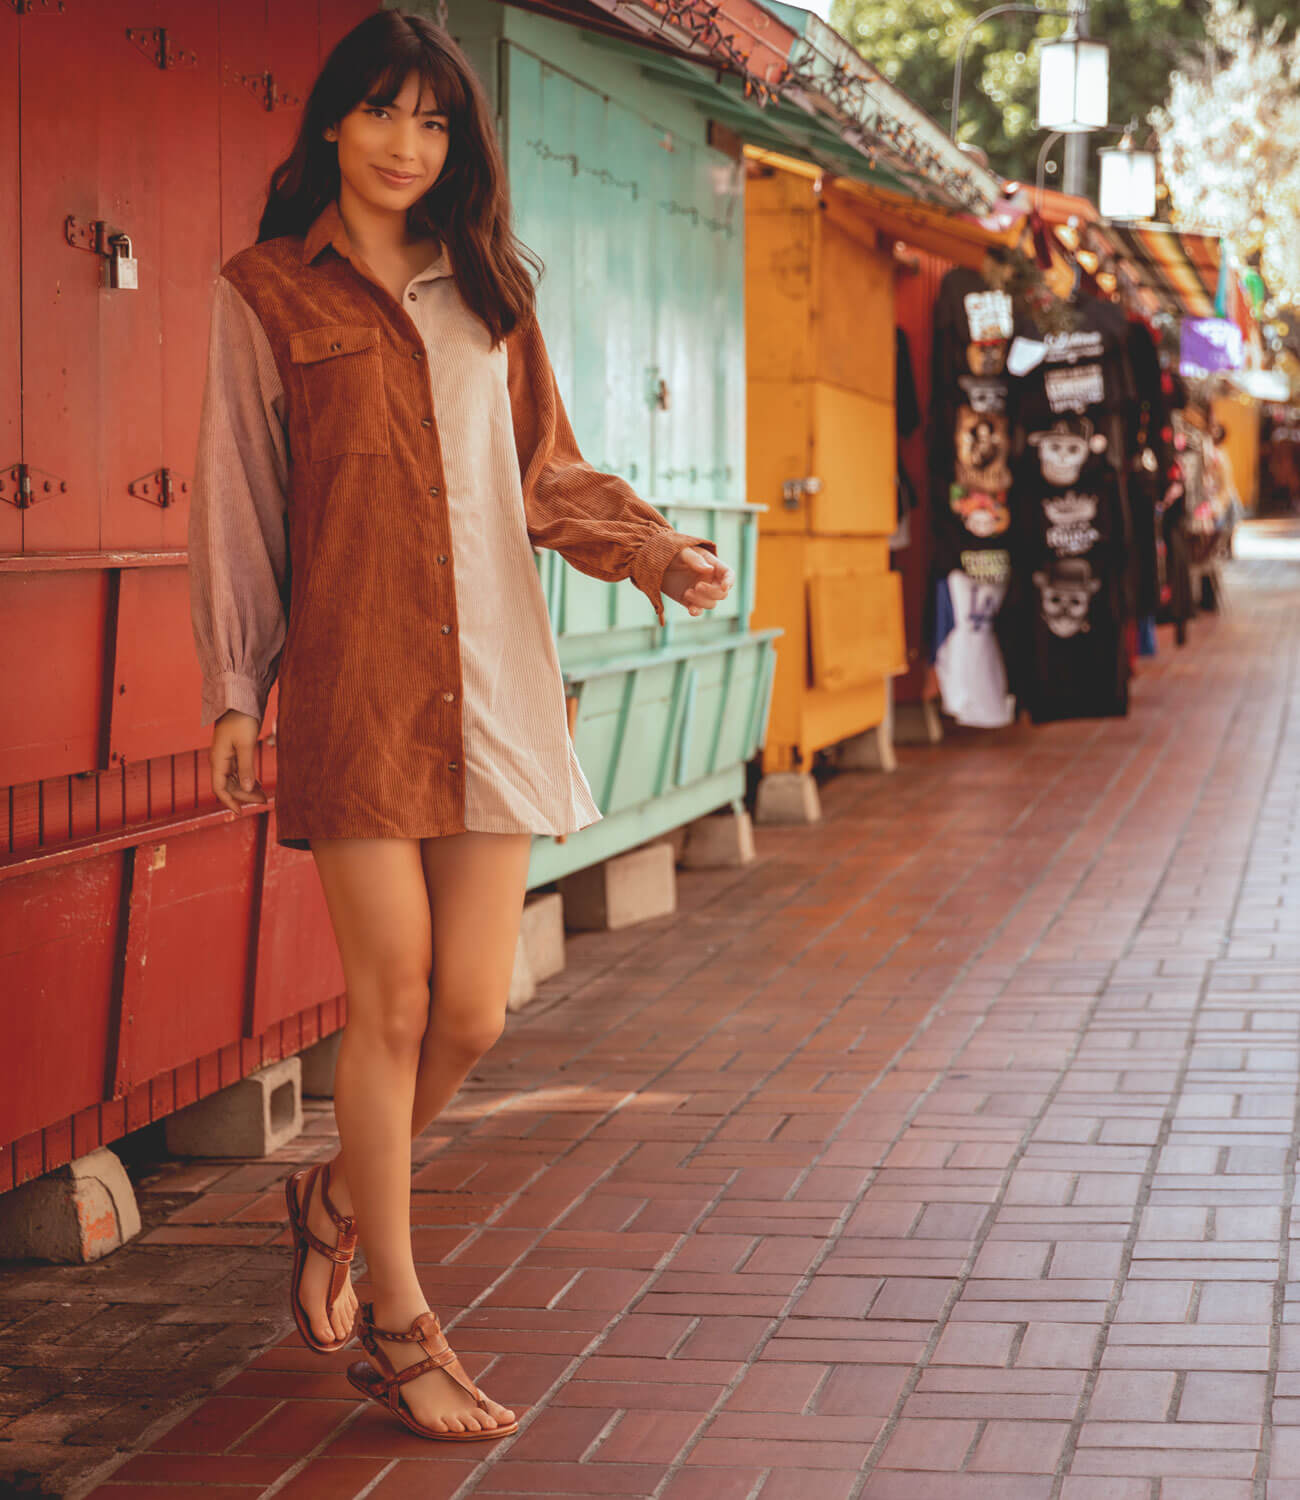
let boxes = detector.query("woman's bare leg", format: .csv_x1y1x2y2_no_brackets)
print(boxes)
296,837,431,1353
305,830,531,1433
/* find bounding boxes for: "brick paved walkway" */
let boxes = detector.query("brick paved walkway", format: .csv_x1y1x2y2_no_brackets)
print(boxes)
9,541,1300,1499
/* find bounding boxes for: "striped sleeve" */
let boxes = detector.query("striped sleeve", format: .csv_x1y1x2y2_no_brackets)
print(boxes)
506,311,718,628
188,275,291,728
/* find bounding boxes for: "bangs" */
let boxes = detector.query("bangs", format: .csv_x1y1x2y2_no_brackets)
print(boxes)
360,46,469,125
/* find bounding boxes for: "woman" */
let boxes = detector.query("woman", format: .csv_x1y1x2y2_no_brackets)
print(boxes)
188,10,733,1443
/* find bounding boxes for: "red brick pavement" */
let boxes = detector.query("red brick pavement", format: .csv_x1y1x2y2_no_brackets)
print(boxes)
16,548,1300,1498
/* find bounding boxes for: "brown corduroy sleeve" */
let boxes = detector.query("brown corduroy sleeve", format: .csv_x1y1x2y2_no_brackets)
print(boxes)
506,311,718,628
188,276,291,729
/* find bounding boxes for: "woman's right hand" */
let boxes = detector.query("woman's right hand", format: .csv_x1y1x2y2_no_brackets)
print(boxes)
209,709,269,813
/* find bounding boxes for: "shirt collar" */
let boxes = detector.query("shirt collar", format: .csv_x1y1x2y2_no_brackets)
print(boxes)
301,196,453,281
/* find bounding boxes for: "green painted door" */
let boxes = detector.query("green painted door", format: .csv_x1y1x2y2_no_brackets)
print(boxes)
502,42,745,645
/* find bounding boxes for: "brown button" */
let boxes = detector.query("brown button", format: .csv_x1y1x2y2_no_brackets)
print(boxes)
412,349,424,360
440,624,451,634
429,484,440,496
448,761,459,771
442,690,455,702
421,417,432,428
437,553,448,564
407,291,417,301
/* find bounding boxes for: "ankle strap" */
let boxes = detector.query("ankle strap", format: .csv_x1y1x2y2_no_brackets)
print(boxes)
318,1161,356,1234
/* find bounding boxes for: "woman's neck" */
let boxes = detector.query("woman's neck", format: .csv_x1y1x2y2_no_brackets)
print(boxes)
336,181,437,260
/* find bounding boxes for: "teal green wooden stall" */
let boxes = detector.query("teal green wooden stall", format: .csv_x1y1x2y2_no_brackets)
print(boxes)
441,0,779,887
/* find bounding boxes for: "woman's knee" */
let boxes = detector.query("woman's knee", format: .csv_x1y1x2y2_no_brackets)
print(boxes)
344,968,433,1057
426,1001,505,1063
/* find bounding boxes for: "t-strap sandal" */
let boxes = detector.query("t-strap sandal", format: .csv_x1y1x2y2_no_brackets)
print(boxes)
346,1301,519,1442
284,1160,358,1354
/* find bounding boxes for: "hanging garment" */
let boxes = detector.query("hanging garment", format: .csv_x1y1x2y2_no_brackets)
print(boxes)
932,569,1014,729
1014,444,1130,723
927,267,1018,581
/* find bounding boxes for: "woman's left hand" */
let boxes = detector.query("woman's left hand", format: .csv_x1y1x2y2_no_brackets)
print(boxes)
663,545,735,617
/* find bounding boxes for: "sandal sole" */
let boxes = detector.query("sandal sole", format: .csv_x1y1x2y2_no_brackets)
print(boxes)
346,1360,519,1442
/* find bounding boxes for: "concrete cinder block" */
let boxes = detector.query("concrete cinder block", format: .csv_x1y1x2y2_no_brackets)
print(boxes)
754,771,822,825
163,1057,303,1158
0,1146,140,1264
661,826,688,862
299,1031,343,1098
893,698,944,745
508,892,567,1013
679,806,756,868
835,723,897,773
507,939,535,1013
558,841,677,931
520,891,565,982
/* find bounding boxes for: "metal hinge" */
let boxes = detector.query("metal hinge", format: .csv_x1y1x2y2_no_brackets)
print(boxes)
128,467,190,509
0,463,68,509
224,64,301,112
126,26,198,70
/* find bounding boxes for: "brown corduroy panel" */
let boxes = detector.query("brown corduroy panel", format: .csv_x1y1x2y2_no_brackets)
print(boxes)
188,197,718,851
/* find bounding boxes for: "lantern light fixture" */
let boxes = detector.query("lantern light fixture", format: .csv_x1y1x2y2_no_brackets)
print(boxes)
1037,21,1109,134
1098,125,1157,221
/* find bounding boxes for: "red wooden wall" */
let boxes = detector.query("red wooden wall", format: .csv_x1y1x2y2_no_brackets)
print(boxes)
0,0,374,1195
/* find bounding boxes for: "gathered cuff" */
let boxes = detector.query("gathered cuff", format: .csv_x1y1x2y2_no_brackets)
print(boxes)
201,671,270,729
629,528,719,627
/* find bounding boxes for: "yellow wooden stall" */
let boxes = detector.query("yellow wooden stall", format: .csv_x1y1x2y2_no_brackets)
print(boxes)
1212,390,1260,515
745,156,906,775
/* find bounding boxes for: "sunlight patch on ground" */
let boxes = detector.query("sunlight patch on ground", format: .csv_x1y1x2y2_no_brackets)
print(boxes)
1231,520,1300,561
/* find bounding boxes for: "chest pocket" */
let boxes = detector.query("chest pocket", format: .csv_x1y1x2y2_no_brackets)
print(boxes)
288,323,390,459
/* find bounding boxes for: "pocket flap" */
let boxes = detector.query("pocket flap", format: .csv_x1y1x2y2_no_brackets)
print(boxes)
288,323,380,364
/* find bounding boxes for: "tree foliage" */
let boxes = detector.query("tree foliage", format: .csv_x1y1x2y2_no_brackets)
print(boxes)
1151,0,1300,311
828,0,1296,193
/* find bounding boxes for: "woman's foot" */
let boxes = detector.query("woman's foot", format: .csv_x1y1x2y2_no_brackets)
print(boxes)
298,1162,359,1345
368,1301,517,1435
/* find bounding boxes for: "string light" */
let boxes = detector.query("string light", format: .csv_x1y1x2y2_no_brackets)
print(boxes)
598,0,990,210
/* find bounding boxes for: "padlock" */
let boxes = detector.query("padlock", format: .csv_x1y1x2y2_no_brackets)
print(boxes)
109,234,139,290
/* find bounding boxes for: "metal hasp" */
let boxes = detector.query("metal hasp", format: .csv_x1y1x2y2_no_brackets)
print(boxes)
782,476,822,512
64,216,138,290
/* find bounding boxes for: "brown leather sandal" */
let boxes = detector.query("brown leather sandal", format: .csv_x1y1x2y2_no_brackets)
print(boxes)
346,1300,519,1442
284,1160,358,1354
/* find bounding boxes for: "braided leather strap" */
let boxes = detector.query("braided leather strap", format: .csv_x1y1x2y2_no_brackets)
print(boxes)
305,1163,357,1318
356,1303,486,1409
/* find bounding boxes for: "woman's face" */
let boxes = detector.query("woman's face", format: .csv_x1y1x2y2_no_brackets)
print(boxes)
324,71,451,212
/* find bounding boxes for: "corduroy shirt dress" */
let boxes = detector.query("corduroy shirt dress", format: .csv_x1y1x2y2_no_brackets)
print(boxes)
188,197,718,851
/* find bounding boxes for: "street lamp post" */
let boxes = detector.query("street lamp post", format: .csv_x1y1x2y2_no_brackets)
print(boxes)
949,2,1064,142
949,0,1108,198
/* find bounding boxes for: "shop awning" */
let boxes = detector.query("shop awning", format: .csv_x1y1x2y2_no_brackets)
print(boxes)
1092,222,1221,321
744,146,1026,271
503,0,1005,213
1032,186,1228,325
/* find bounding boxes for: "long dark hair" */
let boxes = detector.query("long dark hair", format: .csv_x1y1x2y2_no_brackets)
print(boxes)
256,10,541,344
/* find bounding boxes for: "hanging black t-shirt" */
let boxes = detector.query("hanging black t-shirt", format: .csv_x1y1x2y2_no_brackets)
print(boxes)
1012,435,1130,723
928,267,1018,586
